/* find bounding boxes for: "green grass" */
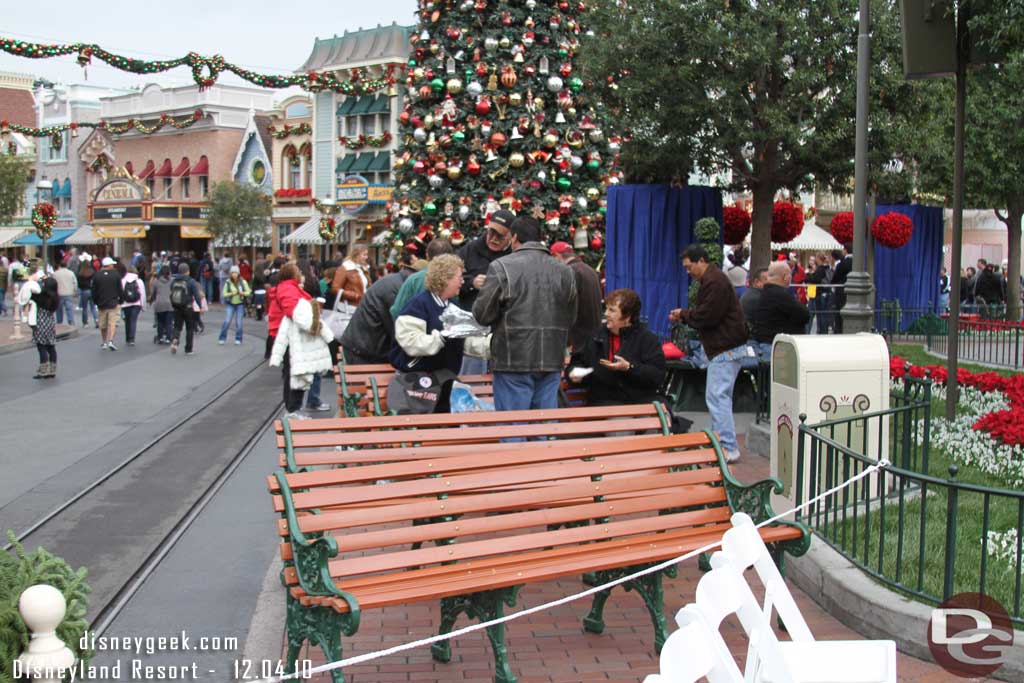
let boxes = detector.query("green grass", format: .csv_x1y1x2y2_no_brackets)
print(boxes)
820,353,1024,620
890,342,1021,379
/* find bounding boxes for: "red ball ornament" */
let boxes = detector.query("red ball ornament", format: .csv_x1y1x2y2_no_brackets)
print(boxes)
490,132,507,147
560,63,573,77
590,234,603,250
476,63,488,77
399,111,411,126
434,160,448,174
871,211,914,249
771,202,804,243
830,211,854,245
467,158,482,176
524,64,536,77
475,98,492,115
413,160,427,174
722,206,752,244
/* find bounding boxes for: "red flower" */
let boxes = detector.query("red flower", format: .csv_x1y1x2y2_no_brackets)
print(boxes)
830,212,854,245
723,206,751,244
871,211,913,249
771,202,804,243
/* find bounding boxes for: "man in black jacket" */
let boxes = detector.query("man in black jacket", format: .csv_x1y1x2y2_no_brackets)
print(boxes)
750,262,810,357
92,257,124,350
830,247,852,332
340,256,425,364
456,209,514,311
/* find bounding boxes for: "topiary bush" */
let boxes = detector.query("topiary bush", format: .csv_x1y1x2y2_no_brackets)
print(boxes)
688,216,723,307
0,531,92,683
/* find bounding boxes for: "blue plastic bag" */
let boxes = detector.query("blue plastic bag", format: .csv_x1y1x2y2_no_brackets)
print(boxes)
450,381,495,413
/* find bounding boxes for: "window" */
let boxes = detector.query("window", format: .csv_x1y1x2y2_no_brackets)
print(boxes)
46,132,67,162
277,223,291,247
146,178,155,196
251,159,267,186
181,177,190,199
199,176,208,198
290,160,302,190
375,172,391,186
362,115,376,136
286,102,310,118
163,177,173,199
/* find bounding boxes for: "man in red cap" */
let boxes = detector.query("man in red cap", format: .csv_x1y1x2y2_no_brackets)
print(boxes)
551,241,603,351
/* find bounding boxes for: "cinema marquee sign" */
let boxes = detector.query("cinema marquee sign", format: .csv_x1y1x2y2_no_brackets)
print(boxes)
95,180,145,204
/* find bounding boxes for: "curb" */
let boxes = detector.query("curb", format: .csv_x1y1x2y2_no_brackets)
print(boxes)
242,556,286,665
0,325,79,356
788,537,1024,682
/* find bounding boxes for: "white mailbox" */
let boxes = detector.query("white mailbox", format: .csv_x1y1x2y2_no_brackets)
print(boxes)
769,333,890,514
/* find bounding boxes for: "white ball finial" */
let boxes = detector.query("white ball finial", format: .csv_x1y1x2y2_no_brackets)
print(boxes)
18,584,66,634
16,584,76,683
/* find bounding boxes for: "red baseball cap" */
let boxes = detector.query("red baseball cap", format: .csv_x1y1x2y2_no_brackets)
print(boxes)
550,241,573,256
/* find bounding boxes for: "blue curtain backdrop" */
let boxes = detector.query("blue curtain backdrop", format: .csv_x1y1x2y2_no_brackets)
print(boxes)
872,204,944,330
605,185,723,339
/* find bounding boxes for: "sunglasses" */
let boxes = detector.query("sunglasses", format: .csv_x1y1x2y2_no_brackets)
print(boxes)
487,228,511,241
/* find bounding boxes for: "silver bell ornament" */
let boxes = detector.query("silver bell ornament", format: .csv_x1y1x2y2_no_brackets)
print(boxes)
428,174,445,190
413,127,428,143
398,217,415,235
484,37,499,52
467,81,484,97
546,75,564,92
458,204,472,221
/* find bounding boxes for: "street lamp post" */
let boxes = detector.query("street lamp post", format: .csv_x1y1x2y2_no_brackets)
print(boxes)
842,0,876,334
36,179,53,271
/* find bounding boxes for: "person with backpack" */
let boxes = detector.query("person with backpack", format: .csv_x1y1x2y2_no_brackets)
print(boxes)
76,257,98,328
218,265,251,345
92,257,125,351
169,263,201,355
149,265,174,344
120,265,146,346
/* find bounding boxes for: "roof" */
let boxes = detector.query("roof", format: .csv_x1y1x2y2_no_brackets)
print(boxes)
138,160,156,179
190,156,209,175
771,219,843,252
153,159,174,177
0,87,35,127
298,23,414,72
255,115,275,161
65,225,110,245
282,216,347,245
173,158,191,177
14,229,76,246
0,228,28,247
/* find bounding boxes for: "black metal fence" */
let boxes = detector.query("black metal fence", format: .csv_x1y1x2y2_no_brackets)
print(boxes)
796,376,1024,626
927,317,1024,370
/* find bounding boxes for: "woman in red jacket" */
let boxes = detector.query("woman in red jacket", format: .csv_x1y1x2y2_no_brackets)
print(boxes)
266,263,315,417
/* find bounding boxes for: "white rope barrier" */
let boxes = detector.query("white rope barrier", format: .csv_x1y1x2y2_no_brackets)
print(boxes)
256,459,891,683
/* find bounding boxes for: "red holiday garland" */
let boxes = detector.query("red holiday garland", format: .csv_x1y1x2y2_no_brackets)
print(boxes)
274,188,312,199
771,202,804,243
722,206,751,244
871,212,913,249
830,211,854,245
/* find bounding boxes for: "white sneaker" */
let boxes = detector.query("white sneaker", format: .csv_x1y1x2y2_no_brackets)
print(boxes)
107,342,118,351
234,339,241,345
285,411,310,421
724,449,742,464
218,339,225,345
100,342,108,350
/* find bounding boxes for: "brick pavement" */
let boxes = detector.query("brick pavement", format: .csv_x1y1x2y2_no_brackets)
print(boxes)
282,440,966,682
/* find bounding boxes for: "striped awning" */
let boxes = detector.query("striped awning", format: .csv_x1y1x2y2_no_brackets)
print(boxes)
281,216,346,245
771,219,843,252
65,225,110,245
0,228,28,247
212,229,271,248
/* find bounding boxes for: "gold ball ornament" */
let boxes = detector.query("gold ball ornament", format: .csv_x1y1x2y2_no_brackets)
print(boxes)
543,132,559,148
509,92,522,106
447,165,463,180
586,187,600,201
509,152,525,168
447,78,464,94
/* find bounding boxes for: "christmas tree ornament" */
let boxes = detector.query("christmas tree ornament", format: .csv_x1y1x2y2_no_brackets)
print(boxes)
499,36,511,49
509,92,523,107
586,187,600,201
526,0,537,9
588,127,604,143
510,126,523,141
467,80,483,97
547,75,564,92
571,155,583,169
481,121,492,136
577,196,588,210
573,226,589,249
557,176,572,190
452,130,466,142
428,173,445,189
590,233,603,250
523,64,536,78
484,37,499,52
398,217,415,235
569,77,584,93
509,151,525,167
500,65,517,88
413,127,428,143
539,56,550,74
475,97,491,115
543,131,559,148
490,131,507,147
467,156,482,175
446,78,463,94
447,164,462,180
424,200,439,216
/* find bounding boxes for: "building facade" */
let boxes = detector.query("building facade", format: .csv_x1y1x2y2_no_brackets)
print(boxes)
298,23,412,256
0,72,37,255
83,82,276,257
268,95,313,256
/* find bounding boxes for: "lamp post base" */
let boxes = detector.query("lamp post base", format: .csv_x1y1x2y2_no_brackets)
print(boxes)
841,271,875,334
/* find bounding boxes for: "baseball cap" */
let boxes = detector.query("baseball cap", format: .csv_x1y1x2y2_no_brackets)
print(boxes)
101,257,115,267
550,241,573,256
487,209,515,231
230,265,240,274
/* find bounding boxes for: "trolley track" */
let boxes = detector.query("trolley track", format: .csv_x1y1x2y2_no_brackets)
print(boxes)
2,352,286,629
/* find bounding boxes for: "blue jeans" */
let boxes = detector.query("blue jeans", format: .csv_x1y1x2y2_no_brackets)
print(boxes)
202,276,215,303
122,305,141,343
306,373,323,408
460,355,489,376
79,289,97,325
218,303,245,342
56,295,74,324
938,293,950,313
706,343,747,454
493,371,561,412
156,311,173,341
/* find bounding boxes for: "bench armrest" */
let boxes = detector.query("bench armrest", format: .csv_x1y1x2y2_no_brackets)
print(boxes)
273,470,362,627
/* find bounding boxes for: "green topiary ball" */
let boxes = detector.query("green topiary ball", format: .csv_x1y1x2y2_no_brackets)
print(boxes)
694,217,721,243
705,243,724,266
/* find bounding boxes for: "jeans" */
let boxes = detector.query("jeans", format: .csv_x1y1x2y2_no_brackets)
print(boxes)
202,276,215,303
122,305,141,343
173,307,196,352
938,293,950,313
493,371,561,412
219,303,245,342
155,311,173,341
306,373,323,408
56,295,74,324
706,343,747,454
282,348,306,413
79,289,97,325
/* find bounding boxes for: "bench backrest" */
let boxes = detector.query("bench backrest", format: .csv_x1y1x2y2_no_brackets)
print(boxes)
335,363,494,416
275,402,671,471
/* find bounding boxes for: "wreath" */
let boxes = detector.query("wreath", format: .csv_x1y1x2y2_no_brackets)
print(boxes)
722,206,752,245
830,211,854,245
32,203,58,240
771,201,804,243
318,216,337,242
871,211,913,249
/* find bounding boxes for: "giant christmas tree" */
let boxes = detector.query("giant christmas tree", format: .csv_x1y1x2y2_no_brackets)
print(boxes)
384,0,622,266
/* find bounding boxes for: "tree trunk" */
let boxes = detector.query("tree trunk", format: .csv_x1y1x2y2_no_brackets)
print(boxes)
749,185,776,274
1002,200,1024,322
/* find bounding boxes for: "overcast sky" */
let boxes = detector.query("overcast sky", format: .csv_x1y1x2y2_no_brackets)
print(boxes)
0,0,417,98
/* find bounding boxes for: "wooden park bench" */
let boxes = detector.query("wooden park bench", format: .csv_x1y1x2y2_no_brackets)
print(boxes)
266,429,810,683
334,363,494,416
275,402,672,472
